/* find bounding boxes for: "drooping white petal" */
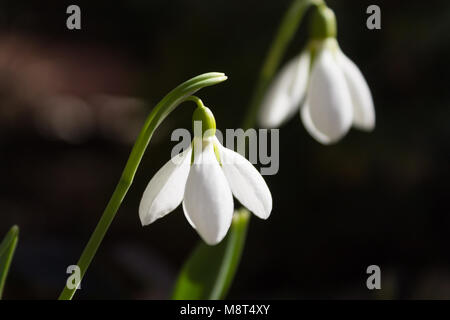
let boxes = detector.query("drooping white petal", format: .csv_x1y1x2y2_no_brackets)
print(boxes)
258,51,310,128
306,48,353,144
337,50,375,131
300,103,332,144
139,147,192,226
183,140,233,245
217,139,272,219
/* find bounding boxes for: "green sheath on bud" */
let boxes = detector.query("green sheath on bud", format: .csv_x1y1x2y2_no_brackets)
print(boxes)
309,5,337,39
192,104,216,138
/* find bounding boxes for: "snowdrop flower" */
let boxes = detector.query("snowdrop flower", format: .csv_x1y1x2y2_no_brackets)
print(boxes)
258,5,375,144
139,101,272,245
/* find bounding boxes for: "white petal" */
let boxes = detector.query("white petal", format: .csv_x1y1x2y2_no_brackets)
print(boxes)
139,147,192,226
258,51,310,128
300,103,332,144
337,50,375,131
183,140,233,245
217,140,272,219
306,48,353,143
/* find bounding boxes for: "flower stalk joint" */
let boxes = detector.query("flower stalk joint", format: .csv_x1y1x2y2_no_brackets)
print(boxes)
192,100,216,138
309,4,337,40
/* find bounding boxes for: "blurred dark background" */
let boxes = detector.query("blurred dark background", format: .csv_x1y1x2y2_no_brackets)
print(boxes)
0,0,449,299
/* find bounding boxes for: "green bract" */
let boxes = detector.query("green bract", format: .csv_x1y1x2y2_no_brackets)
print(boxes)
309,4,336,39
307,37,339,70
192,105,216,138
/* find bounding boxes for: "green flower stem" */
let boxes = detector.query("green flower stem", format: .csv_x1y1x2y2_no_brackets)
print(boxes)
209,210,250,299
243,0,324,130
185,95,205,108
58,72,227,300
202,0,323,299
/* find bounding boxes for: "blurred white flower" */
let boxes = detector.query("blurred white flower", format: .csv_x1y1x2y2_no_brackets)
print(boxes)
258,6,375,144
139,106,272,245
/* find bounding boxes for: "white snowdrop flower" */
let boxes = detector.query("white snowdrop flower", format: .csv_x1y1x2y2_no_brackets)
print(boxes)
139,102,272,245
258,5,375,144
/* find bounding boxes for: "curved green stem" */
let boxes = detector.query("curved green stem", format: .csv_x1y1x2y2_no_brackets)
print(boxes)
185,95,205,108
58,72,227,300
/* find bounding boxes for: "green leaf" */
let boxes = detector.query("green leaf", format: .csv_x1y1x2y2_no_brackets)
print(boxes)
172,209,250,300
0,225,19,299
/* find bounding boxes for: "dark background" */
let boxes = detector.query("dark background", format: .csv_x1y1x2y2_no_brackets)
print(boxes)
0,0,449,299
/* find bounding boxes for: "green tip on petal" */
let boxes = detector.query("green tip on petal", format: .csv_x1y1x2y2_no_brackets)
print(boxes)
192,105,216,138
309,4,337,40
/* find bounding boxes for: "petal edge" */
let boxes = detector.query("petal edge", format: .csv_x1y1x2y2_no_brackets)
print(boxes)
139,148,192,226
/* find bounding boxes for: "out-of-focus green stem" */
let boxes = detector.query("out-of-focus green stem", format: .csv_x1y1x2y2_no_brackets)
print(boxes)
174,0,323,301
243,0,324,130
172,209,250,300
209,209,250,299
58,72,227,300
224,0,323,298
